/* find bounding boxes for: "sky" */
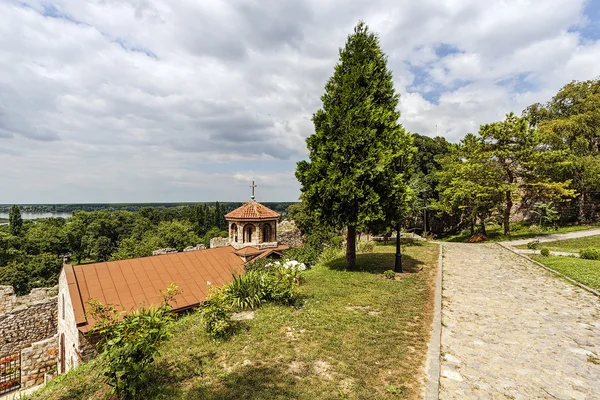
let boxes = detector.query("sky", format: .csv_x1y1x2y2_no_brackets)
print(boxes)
1,0,599,204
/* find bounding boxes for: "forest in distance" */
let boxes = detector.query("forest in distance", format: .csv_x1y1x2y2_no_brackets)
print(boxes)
0,202,297,214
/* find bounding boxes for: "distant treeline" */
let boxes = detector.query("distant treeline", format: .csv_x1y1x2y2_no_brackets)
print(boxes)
0,202,296,295
0,202,297,214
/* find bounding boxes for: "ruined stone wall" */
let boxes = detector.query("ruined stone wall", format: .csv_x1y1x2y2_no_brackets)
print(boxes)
20,335,58,389
0,286,58,357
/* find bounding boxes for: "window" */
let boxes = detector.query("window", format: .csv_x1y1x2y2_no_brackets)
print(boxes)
62,294,65,320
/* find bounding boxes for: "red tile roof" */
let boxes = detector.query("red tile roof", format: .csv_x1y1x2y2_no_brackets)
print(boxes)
65,246,246,332
225,201,280,220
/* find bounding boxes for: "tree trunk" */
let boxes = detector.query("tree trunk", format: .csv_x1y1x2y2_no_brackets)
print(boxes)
346,225,357,270
578,191,587,223
504,190,512,236
479,217,487,235
470,220,475,235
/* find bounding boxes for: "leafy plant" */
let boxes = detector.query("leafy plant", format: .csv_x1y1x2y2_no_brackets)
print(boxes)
527,240,540,250
540,248,550,257
224,272,264,310
283,244,320,267
88,283,180,399
318,247,345,265
532,202,560,231
199,288,234,339
580,247,600,260
385,384,407,395
357,240,375,253
201,265,302,338
383,270,395,280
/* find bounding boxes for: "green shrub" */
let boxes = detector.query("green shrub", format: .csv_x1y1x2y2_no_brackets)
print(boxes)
540,248,550,257
200,266,302,338
383,270,395,280
580,247,600,260
89,283,180,399
527,240,540,250
527,224,542,234
357,240,375,253
283,244,320,266
200,288,234,339
244,257,273,272
318,246,345,265
224,272,264,309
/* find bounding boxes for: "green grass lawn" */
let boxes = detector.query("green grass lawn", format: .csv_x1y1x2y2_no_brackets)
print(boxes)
442,222,598,243
516,236,600,252
531,255,600,291
30,243,438,400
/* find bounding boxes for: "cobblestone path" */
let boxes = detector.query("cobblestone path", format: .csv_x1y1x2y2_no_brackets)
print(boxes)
440,243,600,400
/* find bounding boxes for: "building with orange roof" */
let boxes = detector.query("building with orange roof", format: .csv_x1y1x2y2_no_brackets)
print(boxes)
57,183,288,374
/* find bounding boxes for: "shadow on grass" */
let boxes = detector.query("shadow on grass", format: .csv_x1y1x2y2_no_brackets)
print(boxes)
183,365,298,400
324,252,424,274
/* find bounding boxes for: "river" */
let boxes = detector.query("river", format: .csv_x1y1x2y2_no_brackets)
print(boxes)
0,212,72,221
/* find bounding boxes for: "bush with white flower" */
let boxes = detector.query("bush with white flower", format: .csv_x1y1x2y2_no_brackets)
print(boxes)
264,259,308,272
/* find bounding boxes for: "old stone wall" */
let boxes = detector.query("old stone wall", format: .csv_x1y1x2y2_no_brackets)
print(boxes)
20,335,59,389
0,286,58,357
210,237,229,248
277,221,303,248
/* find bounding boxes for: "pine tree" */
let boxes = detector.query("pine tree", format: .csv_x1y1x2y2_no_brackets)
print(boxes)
9,204,23,236
296,22,414,269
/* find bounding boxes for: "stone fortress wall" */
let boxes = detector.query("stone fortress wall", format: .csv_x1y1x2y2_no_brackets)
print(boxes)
0,285,59,389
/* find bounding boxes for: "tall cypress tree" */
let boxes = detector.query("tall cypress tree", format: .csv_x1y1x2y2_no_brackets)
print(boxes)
296,22,414,269
9,204,23,236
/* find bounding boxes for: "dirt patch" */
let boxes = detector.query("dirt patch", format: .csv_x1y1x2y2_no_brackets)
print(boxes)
313,360,332,380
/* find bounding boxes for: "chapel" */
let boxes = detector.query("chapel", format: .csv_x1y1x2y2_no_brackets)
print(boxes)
56,182,287,374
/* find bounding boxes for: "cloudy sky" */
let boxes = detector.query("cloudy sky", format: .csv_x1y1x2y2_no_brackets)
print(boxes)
1,0,599,204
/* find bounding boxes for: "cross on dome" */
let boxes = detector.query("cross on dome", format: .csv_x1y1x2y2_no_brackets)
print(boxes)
250,180,257,201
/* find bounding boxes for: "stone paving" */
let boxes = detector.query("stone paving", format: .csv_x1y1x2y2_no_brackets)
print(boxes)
440,243,600,400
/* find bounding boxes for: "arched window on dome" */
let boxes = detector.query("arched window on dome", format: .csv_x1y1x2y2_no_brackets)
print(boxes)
231,223,238,243
244,225,254,243
262,224,272,243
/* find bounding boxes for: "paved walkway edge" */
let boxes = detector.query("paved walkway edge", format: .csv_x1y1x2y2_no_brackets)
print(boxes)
498,243,600,298
424,243,443,400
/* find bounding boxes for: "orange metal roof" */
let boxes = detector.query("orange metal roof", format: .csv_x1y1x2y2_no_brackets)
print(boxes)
66,246,246,332
225,201,280,220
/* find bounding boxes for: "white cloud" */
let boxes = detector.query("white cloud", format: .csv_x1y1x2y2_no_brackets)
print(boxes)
0,0,599,202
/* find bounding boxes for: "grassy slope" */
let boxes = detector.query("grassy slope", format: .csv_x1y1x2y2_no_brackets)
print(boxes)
516,236,600,252
531,255,600,291
31,243,439,400
442,222,598,243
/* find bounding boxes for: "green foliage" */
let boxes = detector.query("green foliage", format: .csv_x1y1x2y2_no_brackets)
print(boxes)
201,226,228,248
527,240,540,250
199,288,235,339
9,205,23,236
532,202,560,230
525,78,600,222
357,240,375,253
579,247,600,260
540,248,550,257
200,266,302,338
282,244,320,267
224,272,264,310
156,220,200,251
383,270,395,280
88,283,180,399
318,247,345,265
2,253,62,295
296,22,414,269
